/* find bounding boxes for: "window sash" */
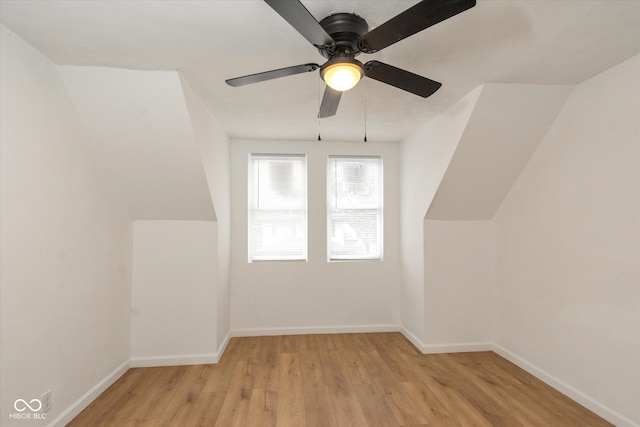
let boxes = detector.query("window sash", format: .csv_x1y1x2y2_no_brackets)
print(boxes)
327,156,383,261
249,154,307,261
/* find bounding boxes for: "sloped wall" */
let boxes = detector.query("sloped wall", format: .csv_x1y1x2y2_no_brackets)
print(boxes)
0,25,131,424
399,87,482,347
401,58,638,424
418,83,572,350
58,66,215,221
493,54,640,426
60,67,228,365
427,84,573,220
180,75,232,350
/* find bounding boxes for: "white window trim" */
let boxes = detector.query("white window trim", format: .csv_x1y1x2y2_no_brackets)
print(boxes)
327,155,383,262
248,153,308,262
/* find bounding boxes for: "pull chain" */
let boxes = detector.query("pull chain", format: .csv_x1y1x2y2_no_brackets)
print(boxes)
363,76,368,142
317,78,322,141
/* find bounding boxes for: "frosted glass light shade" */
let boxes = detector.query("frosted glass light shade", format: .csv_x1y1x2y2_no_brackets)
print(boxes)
322,61,363,91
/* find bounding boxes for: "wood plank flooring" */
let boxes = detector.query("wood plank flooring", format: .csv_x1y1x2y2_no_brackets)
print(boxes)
68,333,612,426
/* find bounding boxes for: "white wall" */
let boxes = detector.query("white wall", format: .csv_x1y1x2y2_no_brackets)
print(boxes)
494,54,640,425
423,220,494,350
230,140,400,334
58,66,215,221
0,24,131,424
180,76,232,350
131,221,218,365
426,84,572,220
399,87,481,346
414,84,571,352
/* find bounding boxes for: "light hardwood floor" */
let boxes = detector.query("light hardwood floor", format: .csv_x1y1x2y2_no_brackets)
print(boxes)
68,333,612,426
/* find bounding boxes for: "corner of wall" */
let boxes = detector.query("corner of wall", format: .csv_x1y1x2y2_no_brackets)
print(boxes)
178,74,232,356
398,85,483,345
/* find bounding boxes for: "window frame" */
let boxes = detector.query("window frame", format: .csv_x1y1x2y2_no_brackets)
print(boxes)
326,155,383,262
248,153,308,262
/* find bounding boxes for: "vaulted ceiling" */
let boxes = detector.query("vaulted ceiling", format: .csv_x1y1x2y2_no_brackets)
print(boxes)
1,0,639,143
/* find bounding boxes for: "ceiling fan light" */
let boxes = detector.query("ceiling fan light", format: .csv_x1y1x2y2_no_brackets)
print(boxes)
322,60,363,91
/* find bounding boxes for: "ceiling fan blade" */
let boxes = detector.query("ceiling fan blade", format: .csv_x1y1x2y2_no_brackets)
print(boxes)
264,0,334,48
226,63,319,87
364,61,442,98
318,86,342,118
359,0,476,53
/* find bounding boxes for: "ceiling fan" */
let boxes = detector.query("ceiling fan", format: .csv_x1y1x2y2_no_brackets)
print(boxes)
225,0,476,118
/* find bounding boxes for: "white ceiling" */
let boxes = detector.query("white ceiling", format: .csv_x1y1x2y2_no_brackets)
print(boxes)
1,0,639,143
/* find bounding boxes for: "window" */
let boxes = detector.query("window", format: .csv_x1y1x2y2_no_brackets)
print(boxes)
327,156,383,260
248,154,307,261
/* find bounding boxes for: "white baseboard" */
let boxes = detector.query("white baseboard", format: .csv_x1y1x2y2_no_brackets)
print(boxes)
400,326,427,352
130,353,218,368
47,360,129,427
130,331,233,367
215,331,231,362
399,327,492,354
492,344,639,427
422,341,493,354
231,324,399,337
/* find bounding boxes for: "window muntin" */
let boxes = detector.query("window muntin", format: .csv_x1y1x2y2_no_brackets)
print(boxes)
327,156,383,261
249,154,307,261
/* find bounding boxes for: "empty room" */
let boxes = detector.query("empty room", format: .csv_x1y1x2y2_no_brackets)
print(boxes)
1,0,638,426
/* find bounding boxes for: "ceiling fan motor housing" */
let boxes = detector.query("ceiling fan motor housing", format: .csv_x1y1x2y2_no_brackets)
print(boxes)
317,13,369,59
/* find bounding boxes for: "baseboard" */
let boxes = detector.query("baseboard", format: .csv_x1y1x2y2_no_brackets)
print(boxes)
130,353,218,368
215,331,231,362
422,341,493,354
47,360,129,427
400,326,427,352
492,344,638,427
231,324,399,337
398,327,492,354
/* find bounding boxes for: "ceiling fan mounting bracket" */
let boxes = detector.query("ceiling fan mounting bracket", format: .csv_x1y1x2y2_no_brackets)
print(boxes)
317,13,369,59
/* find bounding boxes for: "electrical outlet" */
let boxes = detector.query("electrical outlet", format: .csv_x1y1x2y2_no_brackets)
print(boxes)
41,390,51,413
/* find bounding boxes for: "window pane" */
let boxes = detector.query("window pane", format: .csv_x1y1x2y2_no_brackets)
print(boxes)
249,155,307,261
328,158,380,210
329,209,381,258
254,158,305,210
327,156,383,260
